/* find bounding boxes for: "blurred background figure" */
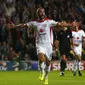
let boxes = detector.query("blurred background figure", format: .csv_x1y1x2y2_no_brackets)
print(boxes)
71,21,85,76
56,25,72,76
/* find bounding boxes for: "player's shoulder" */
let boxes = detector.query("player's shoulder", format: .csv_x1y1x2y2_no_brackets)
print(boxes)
77,29,85,34
37,18,51,22
71,30,75,33
44,18,51,20
79,29,84,32
44,18,53,24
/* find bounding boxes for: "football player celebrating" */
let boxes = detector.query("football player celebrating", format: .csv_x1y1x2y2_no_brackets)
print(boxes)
8,7,74,84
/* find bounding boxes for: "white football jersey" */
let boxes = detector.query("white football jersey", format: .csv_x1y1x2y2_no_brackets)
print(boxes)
72,30,85,48
26,18,58,46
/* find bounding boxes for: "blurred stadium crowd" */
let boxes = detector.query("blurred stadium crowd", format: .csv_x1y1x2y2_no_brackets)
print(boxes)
0,0,85,61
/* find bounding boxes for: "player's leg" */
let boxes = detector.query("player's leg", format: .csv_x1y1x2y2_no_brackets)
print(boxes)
72,48,82,76
60,55,67,76
73,59,77,76
43,46,52,84
38,53,46,80
77,54,82,76
59,47,67,76
72,50,79,76
36,45,46,80
44,59,51,84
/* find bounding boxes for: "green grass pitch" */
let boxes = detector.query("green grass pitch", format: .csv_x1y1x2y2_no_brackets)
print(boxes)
0,70,85,85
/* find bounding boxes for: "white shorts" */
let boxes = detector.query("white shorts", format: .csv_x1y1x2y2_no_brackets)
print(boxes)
73,46,82,56
36,45,52,60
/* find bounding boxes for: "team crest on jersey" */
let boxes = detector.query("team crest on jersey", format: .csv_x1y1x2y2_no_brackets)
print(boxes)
77,37,79,39
40,29,44,32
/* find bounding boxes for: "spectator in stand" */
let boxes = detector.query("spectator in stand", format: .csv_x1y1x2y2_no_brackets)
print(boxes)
24,0,36,20
1,41,9,60
4,0,16,22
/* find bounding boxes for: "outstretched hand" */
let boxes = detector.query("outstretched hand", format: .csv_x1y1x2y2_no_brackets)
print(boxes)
7,22,15,29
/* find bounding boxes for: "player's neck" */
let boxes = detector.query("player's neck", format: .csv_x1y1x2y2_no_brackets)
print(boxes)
38,18,46,22
75,27,79,32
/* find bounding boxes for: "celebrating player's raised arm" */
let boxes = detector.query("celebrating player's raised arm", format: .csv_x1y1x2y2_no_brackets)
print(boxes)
7,22,27,29
57,21,73,27
49,20,76,30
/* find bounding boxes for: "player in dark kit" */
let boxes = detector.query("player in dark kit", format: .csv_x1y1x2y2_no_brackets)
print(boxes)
56,26,72,76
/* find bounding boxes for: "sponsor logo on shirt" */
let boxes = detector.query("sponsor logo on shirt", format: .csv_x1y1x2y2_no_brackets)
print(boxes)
40,29,44,32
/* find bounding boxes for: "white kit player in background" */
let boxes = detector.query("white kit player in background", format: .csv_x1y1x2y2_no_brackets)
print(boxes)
71,21,85,76
8,7,75,84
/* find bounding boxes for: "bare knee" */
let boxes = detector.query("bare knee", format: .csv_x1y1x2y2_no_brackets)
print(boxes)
38,53,46,63
46,59,51,66
76,55,81,61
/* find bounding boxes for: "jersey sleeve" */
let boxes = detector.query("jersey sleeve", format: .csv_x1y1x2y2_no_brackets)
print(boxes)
49,20,58,27
82,30,85,37
26,21,36,28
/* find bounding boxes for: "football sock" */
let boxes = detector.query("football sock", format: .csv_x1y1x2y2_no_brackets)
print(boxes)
44,65,50,80
73,60,77,72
